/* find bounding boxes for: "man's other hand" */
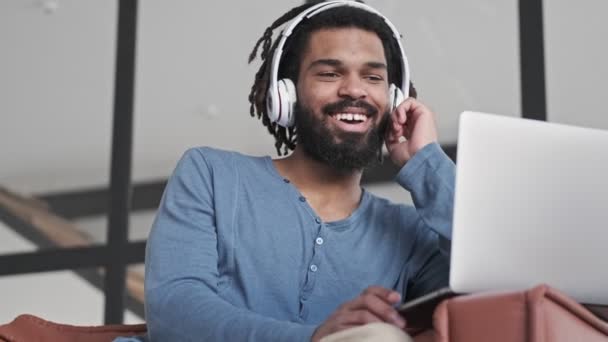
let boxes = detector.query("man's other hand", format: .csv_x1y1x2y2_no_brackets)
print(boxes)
311,286,406,342
385,98,439,168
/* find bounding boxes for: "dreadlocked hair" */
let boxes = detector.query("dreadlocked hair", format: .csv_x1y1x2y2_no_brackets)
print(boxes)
247,3,314,156
248,1,418,156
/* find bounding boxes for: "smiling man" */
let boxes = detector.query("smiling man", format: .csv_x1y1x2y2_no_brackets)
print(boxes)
135,1,456,342
293,28,388,173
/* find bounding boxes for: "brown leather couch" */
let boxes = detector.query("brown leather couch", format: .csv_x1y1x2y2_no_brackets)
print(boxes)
1,284,607,342
0,316,146,342
412,284,608,342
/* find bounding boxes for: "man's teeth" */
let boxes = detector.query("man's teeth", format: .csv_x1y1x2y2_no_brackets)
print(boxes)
333,113,368,122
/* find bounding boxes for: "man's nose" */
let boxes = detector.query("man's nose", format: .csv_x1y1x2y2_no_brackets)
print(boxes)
337,75,367,100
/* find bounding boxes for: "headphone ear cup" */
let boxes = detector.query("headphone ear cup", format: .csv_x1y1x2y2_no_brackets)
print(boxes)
266,83,279,124
276,79,297,127
388,83,405,112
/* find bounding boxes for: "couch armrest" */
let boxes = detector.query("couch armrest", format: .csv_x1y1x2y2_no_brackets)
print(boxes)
528,285,608,341
0,314,146,342
431,284,608,342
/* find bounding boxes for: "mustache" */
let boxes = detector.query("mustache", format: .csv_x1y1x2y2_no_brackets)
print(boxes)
321,99,379,117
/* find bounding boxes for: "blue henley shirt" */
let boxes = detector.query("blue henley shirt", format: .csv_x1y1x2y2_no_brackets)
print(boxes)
116,142,455,342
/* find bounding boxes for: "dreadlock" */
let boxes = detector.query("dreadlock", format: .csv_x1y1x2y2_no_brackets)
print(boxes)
247,1,417,156
246,3,312,156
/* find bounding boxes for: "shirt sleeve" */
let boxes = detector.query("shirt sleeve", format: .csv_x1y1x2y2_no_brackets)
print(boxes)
144,149,317,342
395,142,456,299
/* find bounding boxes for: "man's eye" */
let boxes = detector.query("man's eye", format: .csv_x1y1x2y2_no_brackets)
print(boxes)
366,75,384,82
318,72,339,78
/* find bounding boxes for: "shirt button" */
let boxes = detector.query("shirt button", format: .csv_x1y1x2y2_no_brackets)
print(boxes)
315,217,321,224
283,178,290,183
299,196,306,202
310,264,318,272
315,237,324,245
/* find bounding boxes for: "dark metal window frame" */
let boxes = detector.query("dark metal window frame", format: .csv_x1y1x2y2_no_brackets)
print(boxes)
0,0,546,324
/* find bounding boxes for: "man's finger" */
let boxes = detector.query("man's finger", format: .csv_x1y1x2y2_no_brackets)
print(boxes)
396,98,418,119
340,287,397,312
388,124,404,142
340,290,404,327
360,295,404,326
362,286,402,302
340,309,384,326
396,105,408,125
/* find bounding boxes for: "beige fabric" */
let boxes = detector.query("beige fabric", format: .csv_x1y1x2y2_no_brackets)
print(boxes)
320,323,413,342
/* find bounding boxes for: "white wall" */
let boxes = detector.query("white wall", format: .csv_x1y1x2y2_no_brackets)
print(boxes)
544,0,608,129
3,1,607,195
1,0,116,194
2,0,608,326
2,0,521,195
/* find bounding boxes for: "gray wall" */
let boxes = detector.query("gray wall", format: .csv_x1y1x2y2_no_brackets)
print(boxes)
1,0,607,325
1,0,606,198
544,0,608,129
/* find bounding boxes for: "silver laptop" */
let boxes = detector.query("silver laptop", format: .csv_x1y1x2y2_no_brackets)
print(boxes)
450,111,608,305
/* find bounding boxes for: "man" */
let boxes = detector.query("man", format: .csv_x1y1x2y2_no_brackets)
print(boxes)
121,1,455,341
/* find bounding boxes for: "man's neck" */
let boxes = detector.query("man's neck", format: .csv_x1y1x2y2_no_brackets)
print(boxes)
273,147,363,222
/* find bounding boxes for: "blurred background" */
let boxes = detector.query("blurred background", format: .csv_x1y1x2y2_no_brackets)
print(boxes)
1,0,606,326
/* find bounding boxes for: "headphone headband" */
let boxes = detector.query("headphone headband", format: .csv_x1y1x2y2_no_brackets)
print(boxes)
266,1,410,127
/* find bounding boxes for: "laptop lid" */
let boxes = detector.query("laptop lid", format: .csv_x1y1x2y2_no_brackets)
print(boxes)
450,111,608,305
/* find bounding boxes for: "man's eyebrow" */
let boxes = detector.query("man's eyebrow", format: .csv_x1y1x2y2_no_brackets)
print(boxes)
365,61,387,70
307,59,388,70
307,59,343,70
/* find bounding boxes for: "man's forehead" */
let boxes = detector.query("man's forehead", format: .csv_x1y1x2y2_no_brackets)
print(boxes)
302,27,386,63
306,27,384,47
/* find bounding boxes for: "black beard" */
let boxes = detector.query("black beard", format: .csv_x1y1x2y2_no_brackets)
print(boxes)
294,99,389,172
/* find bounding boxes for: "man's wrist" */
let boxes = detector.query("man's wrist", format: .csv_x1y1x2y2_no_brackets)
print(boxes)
395,142,445,190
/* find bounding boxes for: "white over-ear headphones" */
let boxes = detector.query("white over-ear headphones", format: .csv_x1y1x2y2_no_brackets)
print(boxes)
266,0,410,128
